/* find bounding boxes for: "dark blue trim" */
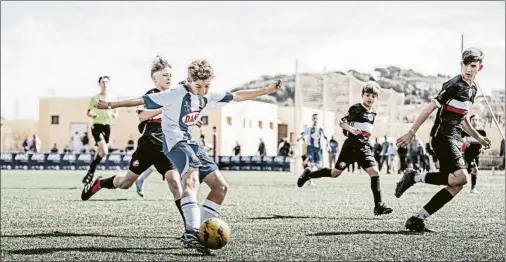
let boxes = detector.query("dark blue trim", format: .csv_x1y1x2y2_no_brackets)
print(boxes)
218,92,234,103
143,95,162,109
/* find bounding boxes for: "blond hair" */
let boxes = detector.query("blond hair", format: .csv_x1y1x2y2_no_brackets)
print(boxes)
362,81,380,96
150,55,171,77
187,59,215,82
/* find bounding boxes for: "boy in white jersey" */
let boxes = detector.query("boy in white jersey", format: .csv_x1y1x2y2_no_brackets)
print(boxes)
95,59,283,253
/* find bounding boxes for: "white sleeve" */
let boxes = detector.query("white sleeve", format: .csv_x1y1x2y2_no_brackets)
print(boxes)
206,91,234,109
142,87,184,109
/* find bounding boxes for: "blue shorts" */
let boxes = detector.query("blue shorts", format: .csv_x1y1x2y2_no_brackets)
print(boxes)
164,141,218,182
306,145,322,163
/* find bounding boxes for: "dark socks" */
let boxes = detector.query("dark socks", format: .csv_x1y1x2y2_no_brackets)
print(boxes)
370,176,382,206
424,172,449,185
174,199,186,228
89,155,103,174
471,174,477,189
309,168,332,178
423,188,454,215
99,175,116,189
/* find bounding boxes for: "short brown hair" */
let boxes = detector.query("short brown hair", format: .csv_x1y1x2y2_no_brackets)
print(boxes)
151,55,171,77
462,47,484,65
362,81,380,96
187,59,215,82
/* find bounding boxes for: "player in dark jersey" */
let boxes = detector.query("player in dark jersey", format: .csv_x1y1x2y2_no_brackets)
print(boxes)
462,113,487,194
297,82,393,216
395,48,491,232
81,56,186,228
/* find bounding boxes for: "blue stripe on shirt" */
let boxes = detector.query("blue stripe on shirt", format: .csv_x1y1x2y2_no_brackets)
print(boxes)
143,95,162,109
218,93,234,103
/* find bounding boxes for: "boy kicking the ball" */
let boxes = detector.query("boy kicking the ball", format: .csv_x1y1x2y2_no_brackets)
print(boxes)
93,59,283,253
395,47,491,232
297,82,393,216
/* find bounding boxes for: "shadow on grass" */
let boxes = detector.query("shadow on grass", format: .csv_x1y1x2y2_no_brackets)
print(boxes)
2,187,80,190
307,230,429,236
67,198,129,202
248,215,379,221
7,246,184,255
1,231,178,240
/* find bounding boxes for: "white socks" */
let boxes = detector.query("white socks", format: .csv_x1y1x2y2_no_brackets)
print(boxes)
137,167,154,184
414,172,426,183
414,208,430,220
201,199,221,222
181,196,201,231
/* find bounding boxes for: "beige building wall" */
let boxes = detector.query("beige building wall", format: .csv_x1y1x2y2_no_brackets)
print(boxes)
38,97,140,152
193,100,279,156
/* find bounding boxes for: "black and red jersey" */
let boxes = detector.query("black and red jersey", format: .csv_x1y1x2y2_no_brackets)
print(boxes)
339,103,376,144
430,75,477,139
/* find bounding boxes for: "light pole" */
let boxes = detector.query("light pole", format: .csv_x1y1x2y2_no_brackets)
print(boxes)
212,126,217,163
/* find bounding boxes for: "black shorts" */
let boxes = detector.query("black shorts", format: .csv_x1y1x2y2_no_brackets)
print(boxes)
301,155,307,162
129,146,175,178
431,136,466,174
464,149,480,171
91,124,111,145
335,139,376,171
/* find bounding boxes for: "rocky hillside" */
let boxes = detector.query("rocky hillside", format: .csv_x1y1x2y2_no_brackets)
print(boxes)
231,67,451,106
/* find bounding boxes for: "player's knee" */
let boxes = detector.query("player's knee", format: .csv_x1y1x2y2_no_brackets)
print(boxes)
182,173,199,191
166,175,181,192
214,180,229,196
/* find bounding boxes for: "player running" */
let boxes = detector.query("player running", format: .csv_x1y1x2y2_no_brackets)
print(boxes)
94,59,283,253
81,56,186,229
82,76,118,184
462,113,487,194
297,82,393,216
395,47,491,232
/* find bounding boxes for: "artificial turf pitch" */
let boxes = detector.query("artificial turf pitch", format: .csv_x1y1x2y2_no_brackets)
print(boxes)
1,170,504,261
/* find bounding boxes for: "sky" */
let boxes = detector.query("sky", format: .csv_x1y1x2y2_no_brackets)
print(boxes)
1,1,504,120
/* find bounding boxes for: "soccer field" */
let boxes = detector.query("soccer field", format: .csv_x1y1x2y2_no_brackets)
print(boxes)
1,170,504,261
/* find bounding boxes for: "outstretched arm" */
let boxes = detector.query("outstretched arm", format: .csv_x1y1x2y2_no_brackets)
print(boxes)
396,101,438,147
232,79,283,102
96,98,145,109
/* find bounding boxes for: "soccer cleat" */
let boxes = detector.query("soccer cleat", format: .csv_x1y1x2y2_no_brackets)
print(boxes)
82,171,94,185
373,203,393,216
297,168,311,188
135,179,145,198
81,176,102,201
394,169,417,198
181,230,211,255
470,188,480,194
405,216,426,232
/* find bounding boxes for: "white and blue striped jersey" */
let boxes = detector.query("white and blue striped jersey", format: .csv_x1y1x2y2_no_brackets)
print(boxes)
301,126,328,149
142,83,233,151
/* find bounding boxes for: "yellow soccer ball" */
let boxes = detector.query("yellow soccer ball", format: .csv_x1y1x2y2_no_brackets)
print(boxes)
198,218,231,250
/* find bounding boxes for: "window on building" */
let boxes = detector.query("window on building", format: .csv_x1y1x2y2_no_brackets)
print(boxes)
227,117,232,126
258,121,263,129
243,119,246,128
249,119,252,128
201,116,209,126
51,115,59,125
269,122,274,129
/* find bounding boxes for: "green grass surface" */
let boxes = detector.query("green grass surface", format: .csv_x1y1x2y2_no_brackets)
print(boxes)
1,170,504,261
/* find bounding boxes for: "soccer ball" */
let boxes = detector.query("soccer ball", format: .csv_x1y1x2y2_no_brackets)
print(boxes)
198,218,231,250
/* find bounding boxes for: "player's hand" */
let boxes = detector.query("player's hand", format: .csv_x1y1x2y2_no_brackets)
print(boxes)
479,137,491,150
349,128,361,136
268,78,283,93
95,98,109,109
396,132,414,148
195,120,203,128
